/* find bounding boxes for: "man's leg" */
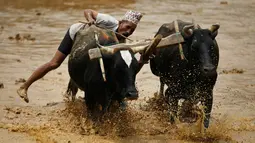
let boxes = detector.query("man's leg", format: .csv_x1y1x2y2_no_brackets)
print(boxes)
17,51,66,103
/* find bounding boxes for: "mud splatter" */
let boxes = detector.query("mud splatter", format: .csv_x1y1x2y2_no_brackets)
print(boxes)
0,82,4,89
220,1,228,5
0,98,238,143
0,123,57,143
219,68,245,74
8,34,36,41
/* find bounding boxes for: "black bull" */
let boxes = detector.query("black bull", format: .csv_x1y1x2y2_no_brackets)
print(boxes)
67,26,143,113
150,20,220,128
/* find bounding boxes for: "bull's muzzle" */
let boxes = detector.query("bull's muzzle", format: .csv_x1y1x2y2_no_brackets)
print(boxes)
202,65,217,77
125,87,138,100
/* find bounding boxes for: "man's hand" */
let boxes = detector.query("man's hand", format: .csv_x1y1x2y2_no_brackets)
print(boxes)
87,17,95,26
84,9,98,26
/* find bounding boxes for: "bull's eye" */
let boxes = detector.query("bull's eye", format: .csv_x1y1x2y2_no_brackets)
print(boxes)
192,38,197,45
191,40,197,51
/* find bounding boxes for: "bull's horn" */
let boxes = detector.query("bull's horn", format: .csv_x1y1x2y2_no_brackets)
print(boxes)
192,19,201,29
182,24,194,37
192,19,198,29
209,23,220,33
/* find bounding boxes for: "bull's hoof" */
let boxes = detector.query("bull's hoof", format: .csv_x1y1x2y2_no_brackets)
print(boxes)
169,112,176,124
170,115,175,124
119,101,127,110
204,118,210,128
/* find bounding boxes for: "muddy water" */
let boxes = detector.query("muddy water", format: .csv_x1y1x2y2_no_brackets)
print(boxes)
0,0,255,142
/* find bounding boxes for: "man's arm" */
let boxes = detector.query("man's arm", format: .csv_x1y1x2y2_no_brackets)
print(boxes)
84,9,98,24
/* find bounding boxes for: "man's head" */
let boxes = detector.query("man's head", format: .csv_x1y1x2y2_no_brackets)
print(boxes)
117,10,143,39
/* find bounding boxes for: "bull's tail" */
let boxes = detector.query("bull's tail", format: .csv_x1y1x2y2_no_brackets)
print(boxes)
65,79,78,101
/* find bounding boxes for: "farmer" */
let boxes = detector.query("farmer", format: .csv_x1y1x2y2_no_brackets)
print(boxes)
17,9,143,103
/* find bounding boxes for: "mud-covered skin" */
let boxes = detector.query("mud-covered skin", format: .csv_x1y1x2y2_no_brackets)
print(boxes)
150,20,219,128
68,26,139,114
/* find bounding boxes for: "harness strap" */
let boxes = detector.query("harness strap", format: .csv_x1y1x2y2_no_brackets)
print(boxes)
174,20,185,60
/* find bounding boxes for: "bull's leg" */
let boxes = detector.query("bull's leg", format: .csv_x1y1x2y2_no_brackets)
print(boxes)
85,92,96,117
159,78,164,97
165,87,178,124
119,100,127,110
169,98,178,124
100,93,112,114
65,78,78,101
112,93,127,110
202,89,213,128
101,100,110,114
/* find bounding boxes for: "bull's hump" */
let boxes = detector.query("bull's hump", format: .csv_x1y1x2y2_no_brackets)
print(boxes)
120,50,132,68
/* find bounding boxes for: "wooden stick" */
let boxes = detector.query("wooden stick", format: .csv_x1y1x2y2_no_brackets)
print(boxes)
99,32,184,51
143,34,162,61
137,34,162,72
174,20,185,60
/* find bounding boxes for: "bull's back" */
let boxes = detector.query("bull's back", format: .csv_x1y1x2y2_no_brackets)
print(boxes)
68,26,97,89
68,25,119,90
150,20,192,77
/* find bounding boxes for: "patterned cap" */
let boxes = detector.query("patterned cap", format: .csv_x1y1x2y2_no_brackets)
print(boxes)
122,10,143,25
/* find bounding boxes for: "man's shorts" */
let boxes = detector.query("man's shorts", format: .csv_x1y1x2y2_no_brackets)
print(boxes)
58,23,86,55
57,29,73,56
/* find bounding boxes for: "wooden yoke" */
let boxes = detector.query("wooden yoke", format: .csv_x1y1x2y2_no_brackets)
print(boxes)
174,20,185,60
137,34,162,72
142,34,163,62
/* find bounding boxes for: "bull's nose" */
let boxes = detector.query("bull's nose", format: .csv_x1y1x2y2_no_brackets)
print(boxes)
203,65,215,72
203,65,217,76
126,91,138,100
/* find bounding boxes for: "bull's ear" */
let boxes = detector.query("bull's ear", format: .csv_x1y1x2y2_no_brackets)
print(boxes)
181,25,194,39
209,24,220,39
